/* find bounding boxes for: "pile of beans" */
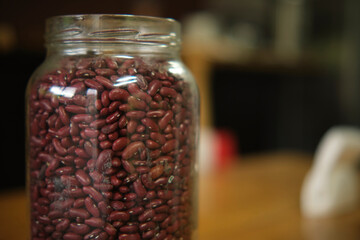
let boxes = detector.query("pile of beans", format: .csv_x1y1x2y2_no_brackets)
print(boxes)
28,56,196,240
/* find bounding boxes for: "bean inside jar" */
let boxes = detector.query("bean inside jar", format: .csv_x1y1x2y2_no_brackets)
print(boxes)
27,14,198,240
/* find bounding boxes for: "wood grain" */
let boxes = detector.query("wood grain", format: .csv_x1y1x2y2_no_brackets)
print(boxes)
1,152,360,240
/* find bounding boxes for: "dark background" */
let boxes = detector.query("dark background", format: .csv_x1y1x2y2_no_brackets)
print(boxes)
0,0,359,190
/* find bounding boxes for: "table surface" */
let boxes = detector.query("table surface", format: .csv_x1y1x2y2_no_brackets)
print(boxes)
1,152,360,240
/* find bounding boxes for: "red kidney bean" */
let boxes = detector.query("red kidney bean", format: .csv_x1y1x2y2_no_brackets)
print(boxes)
84,79,104,91
109,211,130,222
124,201,136,209
75,169,91,185
157,190,173,200
141,118,159,131
73,198,85,208
150,132,166,145
126,111,146,120
146,199,164,209
109,88,129,101
147,80,162,96
100,140,112,149
159,87,177,98
106,110,121,124
161,139,177,153
56,126,70,138
105,58,118,69
138,209,155,222
98,201,111,215
122,141,145,159
55,218,70,232
28,55,196,240
89,170,104,183
142,229,156,239
119,103,131,112
56,166,75,176
65,105,87,114
145,139,160,149
139,221,156,232
94,183,113,191
149,165,164,179
84,229,102,240
118,233,141,240
101,122,118,134
83,186,103,202
95,74,115,87
152,156,173,165
133,178,146,198
89,119,106,129
72,114,93,123
153,230,167,240
136,124,145,133
58,106,70,125
99,107,109,117
108,131,119,141
69,223,91,235
157,110,173,130
76,58,92,69
112,137,128,151
167,220,180,234
84,217,105,228
69,208,90,219
154,205,170,214
64,188,85,198
48,210,63,219
76,69,96,78
71,82,87,93
160,216,171,229
71,95,86,107
52,231,63,239
128,96,147,110
111,201,125,210
128,206,144,216
128,83,151,103
136,74,148,90
95,149,113,171
51,198,75,211
119,224,138,233
136,166,150,174
75,148,89,158
52,138,67,155
101,91,110,108
104,223,117,236
118,115,127,128
121,160,135,174
84,197,100,217
63,232,82,240
123,193,137,201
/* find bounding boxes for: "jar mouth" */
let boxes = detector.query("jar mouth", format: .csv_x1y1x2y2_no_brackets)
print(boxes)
45,14,181,48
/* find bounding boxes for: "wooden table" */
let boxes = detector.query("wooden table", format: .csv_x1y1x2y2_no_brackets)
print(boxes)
1,152,360,240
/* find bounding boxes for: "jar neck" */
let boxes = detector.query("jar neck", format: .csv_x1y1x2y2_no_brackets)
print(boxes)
46,43,181,58
45,14,181,59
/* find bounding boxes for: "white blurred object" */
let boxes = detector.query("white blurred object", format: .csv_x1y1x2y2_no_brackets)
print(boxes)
301,126,360,218
198,127,216,175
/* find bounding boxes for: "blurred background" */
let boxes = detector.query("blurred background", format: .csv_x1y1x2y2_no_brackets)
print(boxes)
2,0,360,239
1,0,359,188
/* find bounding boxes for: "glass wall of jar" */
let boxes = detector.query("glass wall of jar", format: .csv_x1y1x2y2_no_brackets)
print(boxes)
26,14,199,240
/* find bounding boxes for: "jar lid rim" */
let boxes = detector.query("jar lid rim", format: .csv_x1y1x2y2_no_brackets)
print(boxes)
46,14,179,25
45,14,181,47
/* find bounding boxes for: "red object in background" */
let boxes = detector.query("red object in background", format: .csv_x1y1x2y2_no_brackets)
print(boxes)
214,129,238,169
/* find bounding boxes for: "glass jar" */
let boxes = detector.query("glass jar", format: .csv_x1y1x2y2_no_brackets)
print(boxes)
26,14,199,240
